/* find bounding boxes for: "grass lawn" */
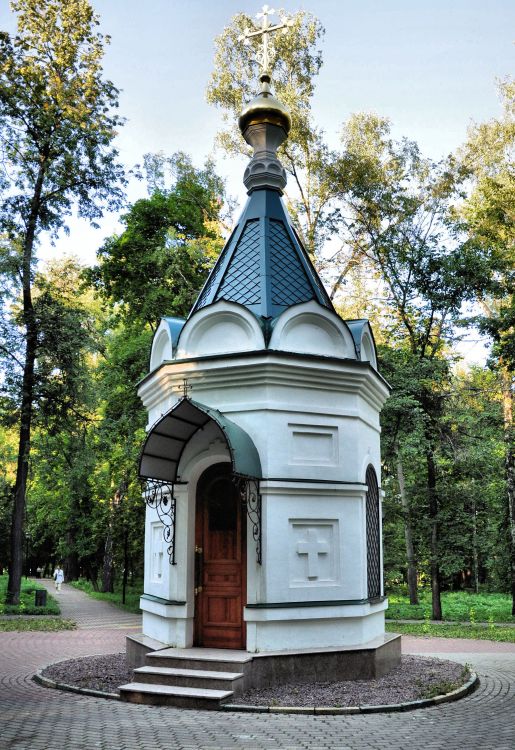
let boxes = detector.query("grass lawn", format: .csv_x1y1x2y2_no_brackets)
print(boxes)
387,621,515,642
0,617,76,632
386,590,515,623
70,578,142,614
0,574,60,616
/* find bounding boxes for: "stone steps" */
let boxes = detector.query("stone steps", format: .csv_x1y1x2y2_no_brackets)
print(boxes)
119,681,233,710
119,647,249,708
146,646,253,674
133,665,245,691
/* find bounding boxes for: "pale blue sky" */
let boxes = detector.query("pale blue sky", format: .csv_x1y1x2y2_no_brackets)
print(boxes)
1,0,513,267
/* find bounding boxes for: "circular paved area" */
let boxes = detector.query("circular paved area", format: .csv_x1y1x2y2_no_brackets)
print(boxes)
1,583,515,750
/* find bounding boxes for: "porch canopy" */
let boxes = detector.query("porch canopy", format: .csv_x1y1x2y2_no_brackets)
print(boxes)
138,397,262,483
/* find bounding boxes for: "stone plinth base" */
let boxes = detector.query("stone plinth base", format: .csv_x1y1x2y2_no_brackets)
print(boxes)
126,632,401,688
126,633,169,669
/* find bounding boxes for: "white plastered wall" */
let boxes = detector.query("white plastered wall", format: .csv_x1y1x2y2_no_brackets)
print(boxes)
139,306,389,651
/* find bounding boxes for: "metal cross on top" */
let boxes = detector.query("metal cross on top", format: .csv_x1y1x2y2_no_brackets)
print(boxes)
239,5,293,77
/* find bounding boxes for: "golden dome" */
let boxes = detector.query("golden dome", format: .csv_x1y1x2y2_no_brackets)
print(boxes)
238,75,291,135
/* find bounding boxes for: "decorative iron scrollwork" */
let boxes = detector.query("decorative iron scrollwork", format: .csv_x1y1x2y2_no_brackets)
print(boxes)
141,479,177,565
234,475,262,564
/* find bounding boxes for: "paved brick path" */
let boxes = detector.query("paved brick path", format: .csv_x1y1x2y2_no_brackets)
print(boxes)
1,584,515,750
36,579,142,629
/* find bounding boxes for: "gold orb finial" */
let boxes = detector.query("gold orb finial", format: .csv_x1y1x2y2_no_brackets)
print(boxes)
238,73,291,135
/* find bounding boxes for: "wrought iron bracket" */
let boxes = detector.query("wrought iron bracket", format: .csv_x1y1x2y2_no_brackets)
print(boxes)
141,479,177,565
234,475,262,564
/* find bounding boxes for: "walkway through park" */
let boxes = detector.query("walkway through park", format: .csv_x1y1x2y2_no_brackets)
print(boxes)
1,581,514,750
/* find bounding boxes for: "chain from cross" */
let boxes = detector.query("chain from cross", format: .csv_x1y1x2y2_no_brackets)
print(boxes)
239,5,293,77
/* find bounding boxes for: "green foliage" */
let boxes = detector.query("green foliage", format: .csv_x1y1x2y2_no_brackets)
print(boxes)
387,621,515,642
0,0,125,238
460,78,515,370
33,258,99,428
11,157,227,588
0,574,59,614
0,0,125,605
330,114,491,336
0,6,511,617
387,590,515,623
417,671,470,699
207,11,336,259
0,617,75,631
207,11,324,155
89,152,225,330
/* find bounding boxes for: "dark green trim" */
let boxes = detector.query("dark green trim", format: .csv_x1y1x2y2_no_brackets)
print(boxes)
264,478,369,486
174,477,381,490
246,596,386,609
141,593,186,606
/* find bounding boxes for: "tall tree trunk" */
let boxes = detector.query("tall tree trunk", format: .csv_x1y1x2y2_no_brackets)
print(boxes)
500,369,515,615
7,338,36,605
122,527,128,604
64,528,79,583
426,440,443,620
396,450,418,604
6,166,45,606
101,529,115,593
471,494,480,594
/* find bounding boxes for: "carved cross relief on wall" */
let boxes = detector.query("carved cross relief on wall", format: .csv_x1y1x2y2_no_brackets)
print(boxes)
290,520,339,587
296,528,329,579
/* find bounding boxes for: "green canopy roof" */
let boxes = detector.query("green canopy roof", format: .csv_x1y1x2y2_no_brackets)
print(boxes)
138,397,262,483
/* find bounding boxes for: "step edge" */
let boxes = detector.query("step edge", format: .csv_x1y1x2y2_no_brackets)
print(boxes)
119,682,233,699
147,652,252,664
135,666,244,680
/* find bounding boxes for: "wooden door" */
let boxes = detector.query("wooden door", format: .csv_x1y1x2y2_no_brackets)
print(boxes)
195,463,246,649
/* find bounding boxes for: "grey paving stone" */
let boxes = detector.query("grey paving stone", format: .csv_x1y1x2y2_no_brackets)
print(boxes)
2,582,515,749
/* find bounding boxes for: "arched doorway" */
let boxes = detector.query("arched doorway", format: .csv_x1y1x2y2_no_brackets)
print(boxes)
194,463,246,649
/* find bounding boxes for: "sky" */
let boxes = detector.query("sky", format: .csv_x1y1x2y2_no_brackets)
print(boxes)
1,0,513,359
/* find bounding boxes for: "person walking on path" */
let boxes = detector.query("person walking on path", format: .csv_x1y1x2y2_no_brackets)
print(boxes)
53,565,64,592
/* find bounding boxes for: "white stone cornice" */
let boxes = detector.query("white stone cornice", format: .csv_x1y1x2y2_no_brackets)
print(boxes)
137,351,389,415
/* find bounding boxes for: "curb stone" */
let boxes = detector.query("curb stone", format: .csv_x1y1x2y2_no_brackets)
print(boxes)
33,667,479,714
33,672,120,700
224,672,479,715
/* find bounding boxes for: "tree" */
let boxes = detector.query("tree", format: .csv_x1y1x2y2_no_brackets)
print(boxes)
89,152,225,331
0,0,124,604
26,258,101,581
327,115,494,618
208,13,507,615
83,152,227,591
207,11,344,261
460,78,515,612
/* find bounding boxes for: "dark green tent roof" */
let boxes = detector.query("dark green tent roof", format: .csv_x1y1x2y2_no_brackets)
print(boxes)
190,189,333,320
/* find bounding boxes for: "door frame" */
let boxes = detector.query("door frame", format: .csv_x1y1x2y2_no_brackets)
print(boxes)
194,462,247,649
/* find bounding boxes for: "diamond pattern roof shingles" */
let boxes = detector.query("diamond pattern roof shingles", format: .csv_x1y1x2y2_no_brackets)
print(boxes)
191,188,333,320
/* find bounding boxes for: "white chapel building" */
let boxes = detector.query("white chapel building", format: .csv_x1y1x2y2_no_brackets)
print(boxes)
123,59,400,706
